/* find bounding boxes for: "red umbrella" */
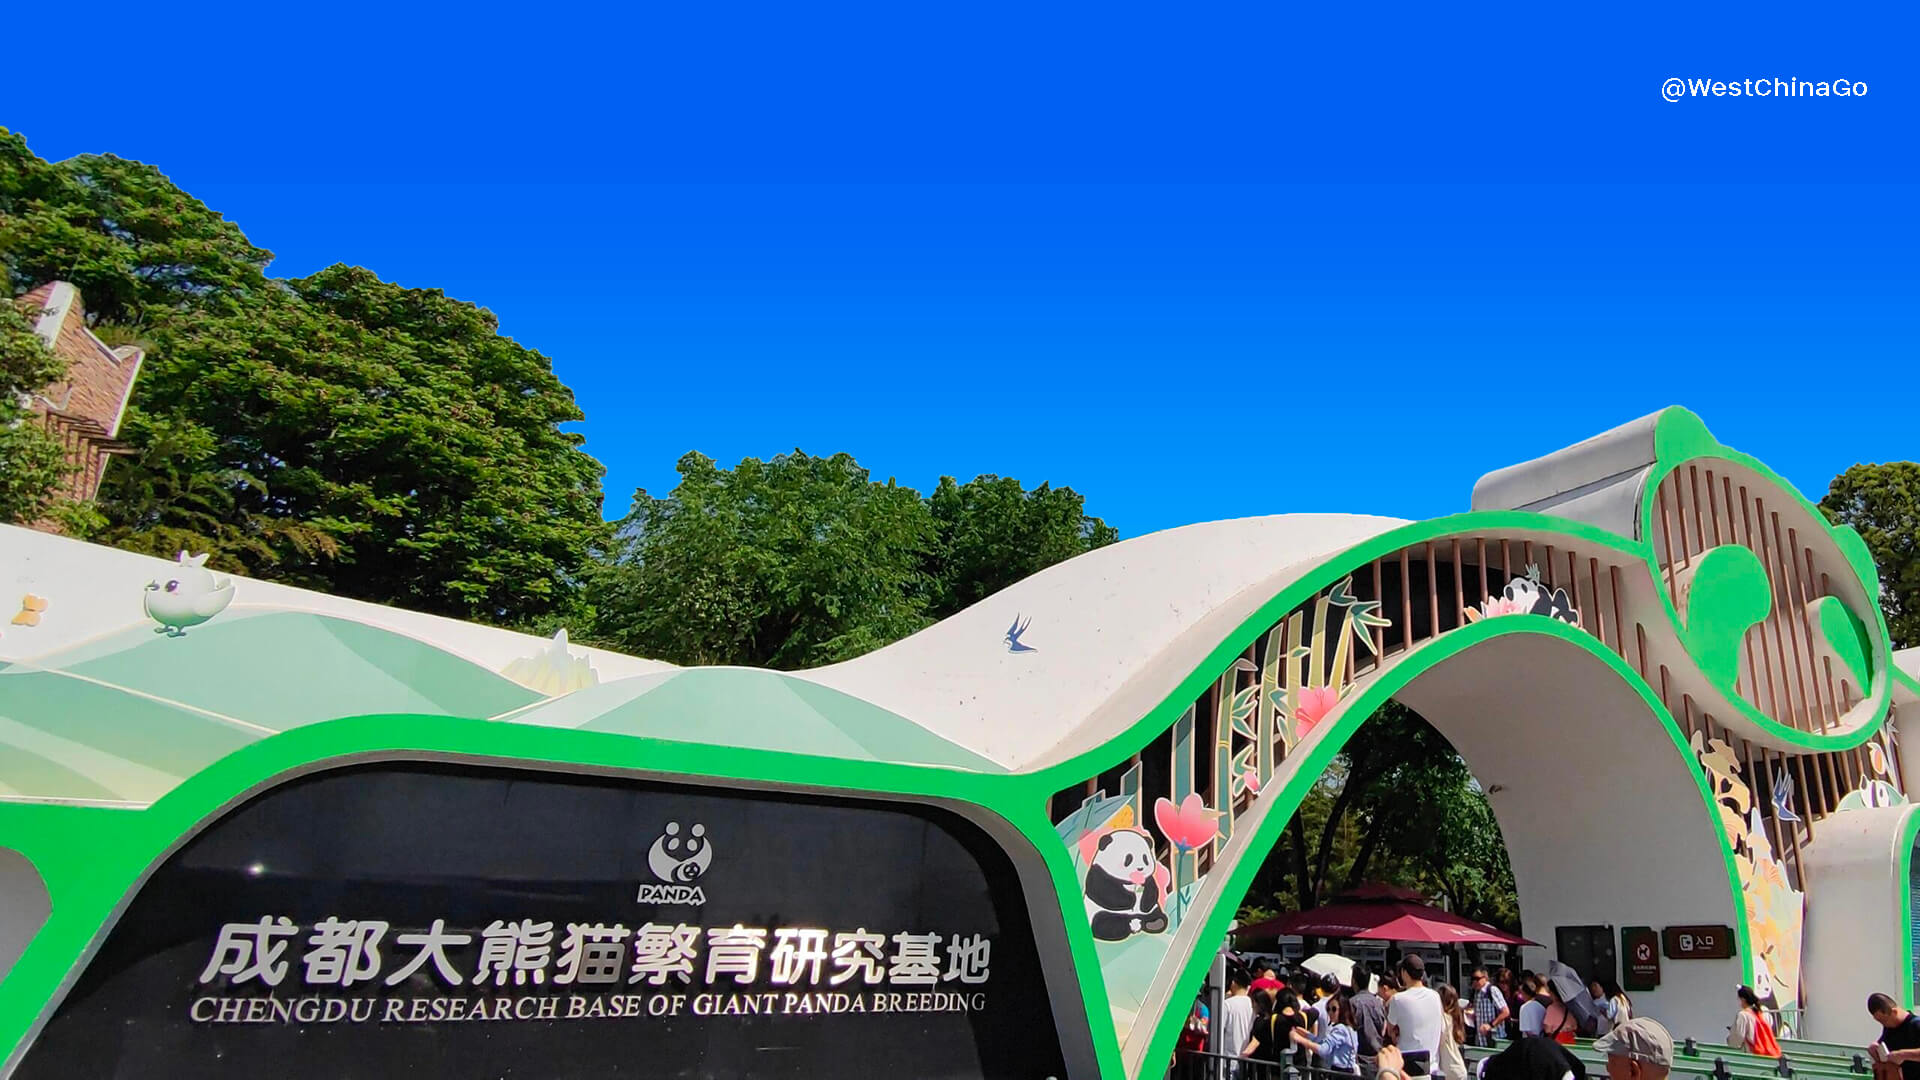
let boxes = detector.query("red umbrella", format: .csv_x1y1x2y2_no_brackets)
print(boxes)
1233,899,1535,946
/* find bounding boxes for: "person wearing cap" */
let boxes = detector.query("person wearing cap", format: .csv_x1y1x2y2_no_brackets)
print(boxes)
1596,1016,1674,1080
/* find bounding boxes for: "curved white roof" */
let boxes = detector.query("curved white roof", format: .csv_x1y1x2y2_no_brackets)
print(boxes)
796,513,1409,770
1896,647,1920,706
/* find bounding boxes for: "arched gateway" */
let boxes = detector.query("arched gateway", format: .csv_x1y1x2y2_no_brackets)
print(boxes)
2,407,1917,1079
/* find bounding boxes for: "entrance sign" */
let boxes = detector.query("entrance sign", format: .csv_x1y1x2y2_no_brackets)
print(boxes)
15,765,1068,1079
2,406,1911,1068
1621,927,1661,991
1662,925,1737,960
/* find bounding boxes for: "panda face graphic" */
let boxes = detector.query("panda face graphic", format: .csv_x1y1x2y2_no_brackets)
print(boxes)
647,821,714,884
1096,831,1154,884
1084,829,1170,940
1503,577,1544,610
1501,576,1580,624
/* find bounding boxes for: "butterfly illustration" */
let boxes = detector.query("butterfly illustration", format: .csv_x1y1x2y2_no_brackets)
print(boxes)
11,594,46,628
1004,614,1037,653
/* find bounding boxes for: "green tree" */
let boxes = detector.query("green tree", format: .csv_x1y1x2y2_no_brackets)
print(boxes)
96,268,607,624
926,474,1119,619
3,130,607,625
1821,462,1920,649
0,297,70,524
0,128,270,323
587,452,939,668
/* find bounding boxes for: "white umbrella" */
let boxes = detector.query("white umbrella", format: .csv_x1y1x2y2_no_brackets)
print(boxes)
1300,952,1357,987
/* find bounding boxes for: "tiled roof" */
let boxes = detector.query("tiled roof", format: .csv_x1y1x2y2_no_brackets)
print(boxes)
17,282,142,439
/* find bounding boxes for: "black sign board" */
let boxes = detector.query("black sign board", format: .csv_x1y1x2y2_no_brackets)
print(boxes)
1621,926,1661,991
1554,925,1616,987
1662,924,1737,960
19,764,1075,1078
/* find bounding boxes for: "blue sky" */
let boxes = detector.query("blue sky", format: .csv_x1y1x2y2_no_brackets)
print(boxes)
10,3,1915,536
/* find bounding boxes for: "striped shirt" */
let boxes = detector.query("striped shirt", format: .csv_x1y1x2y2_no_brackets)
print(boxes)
1472,985,1508,1047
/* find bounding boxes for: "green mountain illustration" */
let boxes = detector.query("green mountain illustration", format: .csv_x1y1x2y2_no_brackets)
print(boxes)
501,668,1001,772
0,611,543,803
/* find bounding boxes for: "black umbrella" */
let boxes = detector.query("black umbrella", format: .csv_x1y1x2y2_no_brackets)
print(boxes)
1545,960,1604,1033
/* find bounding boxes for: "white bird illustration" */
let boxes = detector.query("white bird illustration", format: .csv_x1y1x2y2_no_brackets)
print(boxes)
143,551,236,637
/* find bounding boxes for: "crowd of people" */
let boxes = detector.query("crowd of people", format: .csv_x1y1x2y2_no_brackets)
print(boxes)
1187,954,1486,1078
1180,956,1920,1080
1184,956,1644,1078
1178,952,1683,1080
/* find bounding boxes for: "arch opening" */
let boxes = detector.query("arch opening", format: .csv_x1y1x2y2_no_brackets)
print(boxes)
1393,631,1745,1040
1230,699,1521,975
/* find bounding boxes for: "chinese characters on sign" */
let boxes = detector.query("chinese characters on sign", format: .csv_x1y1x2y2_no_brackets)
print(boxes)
191,915,995,1026
1661,924,1736,960
18,764,1075,1079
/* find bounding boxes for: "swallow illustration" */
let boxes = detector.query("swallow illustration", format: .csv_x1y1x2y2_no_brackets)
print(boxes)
1771,769,1800,824
1004,614,1036,653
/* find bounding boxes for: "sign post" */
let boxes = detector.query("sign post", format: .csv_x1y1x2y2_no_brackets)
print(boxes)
1661,925,1737,960
1621,926,1661,991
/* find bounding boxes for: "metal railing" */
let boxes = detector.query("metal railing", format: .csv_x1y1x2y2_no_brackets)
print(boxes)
1168,1050,1365,1080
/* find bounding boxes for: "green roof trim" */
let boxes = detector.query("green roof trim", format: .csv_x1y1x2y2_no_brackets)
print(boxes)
1638,407,1892,751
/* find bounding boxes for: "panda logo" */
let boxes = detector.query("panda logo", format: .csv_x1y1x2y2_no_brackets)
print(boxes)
1082,829,1169,942
647,821,714,884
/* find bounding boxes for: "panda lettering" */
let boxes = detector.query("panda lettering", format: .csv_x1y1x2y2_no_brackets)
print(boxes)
1082,829,1169,941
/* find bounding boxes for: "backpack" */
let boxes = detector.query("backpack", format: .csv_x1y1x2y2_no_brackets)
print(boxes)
1749,1013,1781,1057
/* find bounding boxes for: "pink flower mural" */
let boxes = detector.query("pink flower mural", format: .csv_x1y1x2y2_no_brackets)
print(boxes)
1294,684,1340,738
1154,793,1221,853
1153,793,1221,924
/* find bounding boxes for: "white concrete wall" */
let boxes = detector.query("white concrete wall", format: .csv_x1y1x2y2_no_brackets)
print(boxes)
1396,632,1747,1044
802,513,1407,768
0,524,669,679
1800,803,1914,1043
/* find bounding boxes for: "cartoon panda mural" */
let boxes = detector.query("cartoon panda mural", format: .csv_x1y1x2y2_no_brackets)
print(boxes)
1083,829,1170,941
1465,566,1581,626
1500,574,1579,623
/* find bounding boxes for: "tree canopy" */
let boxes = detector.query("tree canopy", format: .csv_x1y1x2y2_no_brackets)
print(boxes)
582,456,1118,668
2,129,608,625
586,451,939,668
926,474,1119,620
0,129,270,324
1821,462,1920,650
